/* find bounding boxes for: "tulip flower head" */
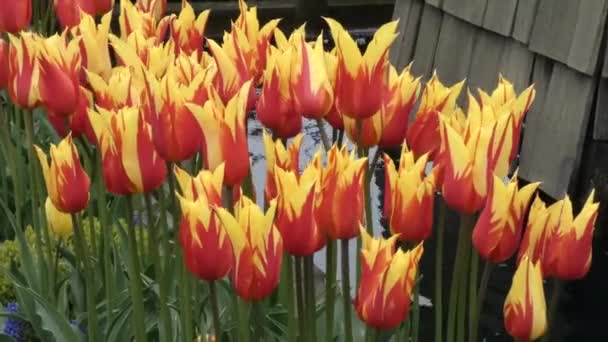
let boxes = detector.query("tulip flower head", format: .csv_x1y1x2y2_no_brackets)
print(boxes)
325,18,398,120
35,134,90,213
343,111,383,148
136,0,167,21
215,196,283,301
384,147,435,242
323,49,344,130
47,86,96,143
45,197,73,239
472,174,539,263
0,39,8,90
7,33,40,109
174,164,224,205
274,155,325,256
263,132,303,201
355,228,424,330
188,81,252,187
87,67,143,111
38,33,82,117
54,0,84,28
88,106,167,194
0,1,32,33
504,256,547,341
119,0,171,41
257,47,302,139
72,13,112,79
170,1,209,58
78,0,114,17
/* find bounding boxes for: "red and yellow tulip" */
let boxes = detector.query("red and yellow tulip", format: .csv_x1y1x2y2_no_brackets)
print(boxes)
472,174,539,263
72,13,112,79
0,1,32,33
77,0,114,17
215,196,283,301
263,132,303,202
174,164,224,205
290,33,334,119
47,86,96,143
325,18,397,120
503,255,547,341
169,1,209,58
188,81,251,186
378,65,421,148
87,67,142,110
119,0,171,41
323,49,344,130
407,75,464,159
274,156,325,256
343,112,383,148
35,134,90,213
88,106,167,194
384,147,435,242
517,196,554,273
355,229,423,330
0,39,8,90
45,197,74,239
136,0,167,21
54,0,84,28
257,47,301,139
7,33,40,109
38,33,82,117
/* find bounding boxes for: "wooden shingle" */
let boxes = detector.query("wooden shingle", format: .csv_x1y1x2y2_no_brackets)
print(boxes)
512,0,539,44
566,0,608,75
395,0,425,70
424,0,442,8
593,78,608,140
442,0,488,26
468,29,505,93
411,4,443,78
528,0,580,64
498,39,535,92
433,14,476,85
519,63,595,198
389,0,414,65
482,0,518,36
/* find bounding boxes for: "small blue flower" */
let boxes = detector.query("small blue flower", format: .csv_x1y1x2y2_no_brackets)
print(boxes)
71,319,87,335
3,302,29,342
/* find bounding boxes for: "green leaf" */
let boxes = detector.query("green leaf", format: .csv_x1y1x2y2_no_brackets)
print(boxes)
0,334,17,342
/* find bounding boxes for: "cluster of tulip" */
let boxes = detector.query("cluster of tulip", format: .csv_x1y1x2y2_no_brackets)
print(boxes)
0,0,600,341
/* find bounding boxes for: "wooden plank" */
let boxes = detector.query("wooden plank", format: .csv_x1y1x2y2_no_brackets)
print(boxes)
389,0,414,65
442,0,488,26
567,0,608,75
519,63,595,198
433,14,476,86
411,4,443,78
497,39,535,92
528,0,580,64
593,78,608,140
482,0,518,36
468,29,505,93
512,0,539,44
395,0,424,70
424,0,442,7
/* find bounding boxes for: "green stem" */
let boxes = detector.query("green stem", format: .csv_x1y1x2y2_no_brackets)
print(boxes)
540,279,563,342
456,215,475,342
125,196,147,342
295,256,307,342
237,299,251,342
284,256,297,342
253,300,265,341
434,201,446,342
305,255,317,341
71,213,99,342
315,119,331,151
209,280,222,341
472,261,493,342
341,239,353,342
325,239,337,341
95,151,113,329
447,218,467,342
468,249,479,341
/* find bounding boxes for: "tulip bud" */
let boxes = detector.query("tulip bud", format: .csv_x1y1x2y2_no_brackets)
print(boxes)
504,256,547,341
54,0,83,28
343,113,383,148
0,1,32,33
35,135,90,213
215,196,283,301
355,228,423,330
7,33,40,109
170,2,209,58
263,132,303,202
45,197,73,239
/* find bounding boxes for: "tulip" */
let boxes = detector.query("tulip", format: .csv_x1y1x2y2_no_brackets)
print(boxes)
47,86,96,143
472,174,539,263
72,13,112,79
323,49,344,130
378,65,421,148
542,191,599,280
322,146,367,240
54,0,83,28
407,74,464,159
355,228,423,330
215,196,283,301
257,47,302,139
178,195,233,281
0,1,32,33
170,1,209,58
174,164,224,204
325,18,397,120
517,196,554,272
45,197,73,239
7,33,40,109
119,0,171,41
38,33,82,117
503,255,547,341
0,39,8,90
110,32,175,80
144,73,203,162
77,0,114,16
290,33,334,119
384,147,435,242
87,68,142,110
136,0,166,21
88,106,167,194
263,132,303,201
274,157,325,256
343,112,383,148
187,81,251,187
35,134,90,213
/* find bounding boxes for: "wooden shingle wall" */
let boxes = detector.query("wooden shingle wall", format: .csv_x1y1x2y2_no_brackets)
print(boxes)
392,0,608,199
